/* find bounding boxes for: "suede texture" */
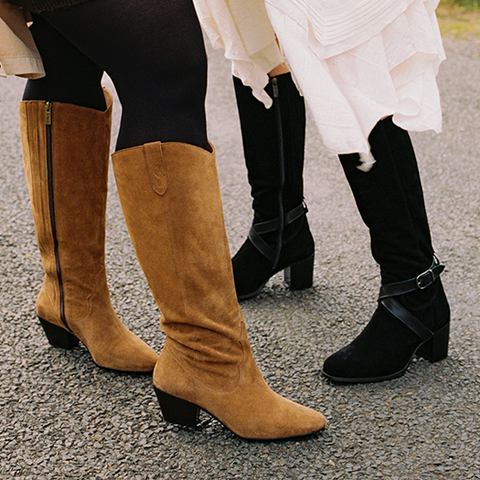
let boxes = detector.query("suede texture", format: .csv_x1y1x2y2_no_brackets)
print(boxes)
233,74,307,219
231,74,314,298
112,142,326,439
19,92,158,372
233,215,314,299
323,280,450,381
322,118,450,382
339,118,434,284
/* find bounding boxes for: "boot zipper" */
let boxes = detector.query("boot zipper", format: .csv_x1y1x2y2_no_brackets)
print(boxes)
270,77,285,269
45,102,52,126
45,102,69,332
271,77,280,99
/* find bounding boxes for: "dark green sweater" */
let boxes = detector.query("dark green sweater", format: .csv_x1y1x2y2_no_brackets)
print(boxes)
7,0,91,14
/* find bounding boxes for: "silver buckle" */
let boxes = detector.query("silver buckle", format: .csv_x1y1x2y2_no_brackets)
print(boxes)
416,268,435,290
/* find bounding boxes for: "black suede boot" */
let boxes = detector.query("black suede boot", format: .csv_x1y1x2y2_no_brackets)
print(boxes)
232,74,315,300
322,118,450,383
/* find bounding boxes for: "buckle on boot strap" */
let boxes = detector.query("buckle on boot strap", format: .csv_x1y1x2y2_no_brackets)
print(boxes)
379,255,445,299
416,268,436,290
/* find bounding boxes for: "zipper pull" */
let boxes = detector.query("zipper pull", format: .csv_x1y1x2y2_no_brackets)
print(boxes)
271,77,279,98
45,102,52,125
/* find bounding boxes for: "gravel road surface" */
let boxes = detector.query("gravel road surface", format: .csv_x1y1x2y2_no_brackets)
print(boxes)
0,37,479,479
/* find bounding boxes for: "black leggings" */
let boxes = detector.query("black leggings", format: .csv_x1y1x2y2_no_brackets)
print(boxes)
23,0,209,151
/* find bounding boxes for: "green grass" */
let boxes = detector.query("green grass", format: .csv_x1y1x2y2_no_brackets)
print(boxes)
449,0,480,9
437,0,480,39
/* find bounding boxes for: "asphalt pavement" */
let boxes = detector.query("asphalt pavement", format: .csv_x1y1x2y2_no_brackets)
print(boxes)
0,37,479,479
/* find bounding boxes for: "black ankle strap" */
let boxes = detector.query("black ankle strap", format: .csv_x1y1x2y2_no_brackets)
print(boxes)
252,203,307,235
248,203,307,262
379,256,444,300
381,297,433,342
378,255,444,342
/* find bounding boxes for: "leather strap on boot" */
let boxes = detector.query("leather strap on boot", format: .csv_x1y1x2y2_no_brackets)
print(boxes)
231,73,314,299
378,255,445,342
322,254,450,383
248,202,308,264
244,75,304,270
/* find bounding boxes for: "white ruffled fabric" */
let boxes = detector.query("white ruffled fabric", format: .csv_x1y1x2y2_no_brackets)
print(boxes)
194,0,445,168
194,0,283,107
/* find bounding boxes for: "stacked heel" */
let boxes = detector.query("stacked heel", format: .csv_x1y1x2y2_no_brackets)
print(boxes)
154,386,199,427
417,322,450,362
284,254,314,290
38,317,79,349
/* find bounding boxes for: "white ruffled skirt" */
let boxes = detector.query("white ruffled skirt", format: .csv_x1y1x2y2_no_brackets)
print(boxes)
193,0,445,167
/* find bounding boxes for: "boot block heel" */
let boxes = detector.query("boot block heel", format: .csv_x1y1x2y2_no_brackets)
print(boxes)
284,254,314,290
38,317,79,349
417,322,450,363
154,386,199,427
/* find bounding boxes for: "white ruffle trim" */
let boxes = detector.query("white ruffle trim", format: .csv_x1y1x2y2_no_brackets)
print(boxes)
267,0,445,166
193,0,445,167
193,0,283,107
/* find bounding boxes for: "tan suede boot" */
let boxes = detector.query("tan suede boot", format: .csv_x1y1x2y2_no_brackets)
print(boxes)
19,91,158,372
112,141,326,439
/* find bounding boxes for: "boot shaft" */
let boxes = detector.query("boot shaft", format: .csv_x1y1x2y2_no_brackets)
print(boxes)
19,92,113,323
112,141,326,437
339,118,434,283
233,73,306,220
112,142,244,366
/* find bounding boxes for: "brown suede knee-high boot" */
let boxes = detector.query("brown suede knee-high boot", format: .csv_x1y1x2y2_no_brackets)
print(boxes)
19,90,158,372
112,141,326,439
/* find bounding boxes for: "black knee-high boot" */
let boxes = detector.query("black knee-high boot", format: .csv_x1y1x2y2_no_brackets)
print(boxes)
232,74,315,300
322,117,450,383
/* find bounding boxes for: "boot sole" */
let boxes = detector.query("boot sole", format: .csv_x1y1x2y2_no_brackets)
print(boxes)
38,316,154,374
237,254,314,301
154,386,325,441
322,322,450,383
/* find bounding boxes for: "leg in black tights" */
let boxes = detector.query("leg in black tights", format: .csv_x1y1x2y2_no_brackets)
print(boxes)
23,15,107,111
24,0,208,151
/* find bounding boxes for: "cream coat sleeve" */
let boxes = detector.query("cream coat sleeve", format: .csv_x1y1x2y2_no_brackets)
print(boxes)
0,1,45,100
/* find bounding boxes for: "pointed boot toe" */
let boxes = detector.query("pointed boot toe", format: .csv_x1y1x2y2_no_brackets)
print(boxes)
154,340,325,440
113,141,326,439
82,320,159,373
